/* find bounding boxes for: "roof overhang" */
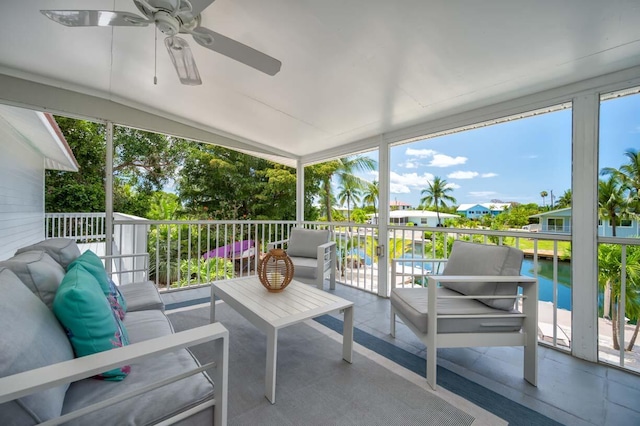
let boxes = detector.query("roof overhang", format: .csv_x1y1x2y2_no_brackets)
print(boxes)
0,103,78,171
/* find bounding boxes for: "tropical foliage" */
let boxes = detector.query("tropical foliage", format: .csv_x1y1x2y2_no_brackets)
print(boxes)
419,176,457,226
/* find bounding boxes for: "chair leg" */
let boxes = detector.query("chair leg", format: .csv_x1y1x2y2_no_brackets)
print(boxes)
426,343,437,390
390,309,396,337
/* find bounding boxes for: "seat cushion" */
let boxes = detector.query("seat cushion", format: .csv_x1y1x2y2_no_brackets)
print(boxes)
441,240,523,310
0,267,74,424
290,256,319,280
119,280,165,312
53,264,130,381
64,308,212,426
15,238,81,269
286,228,329,259
0,250,66,309
68,250,127,318
391,287,523,334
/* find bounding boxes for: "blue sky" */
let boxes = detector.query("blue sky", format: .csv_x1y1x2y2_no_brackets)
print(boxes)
344,93,639,209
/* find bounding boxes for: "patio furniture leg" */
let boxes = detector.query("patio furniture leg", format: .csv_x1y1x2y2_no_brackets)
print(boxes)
265,327,278,404
342,306,354,363
210,287,216,323
390,309,396,337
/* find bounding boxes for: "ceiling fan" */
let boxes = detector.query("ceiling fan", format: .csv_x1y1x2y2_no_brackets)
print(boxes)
41,0,282,85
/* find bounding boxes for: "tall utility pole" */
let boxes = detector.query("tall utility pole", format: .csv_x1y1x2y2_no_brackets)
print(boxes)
550,190,555,209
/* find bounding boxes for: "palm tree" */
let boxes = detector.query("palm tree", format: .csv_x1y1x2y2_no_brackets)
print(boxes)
556,189,572,209
602,148,640,213
420,177,457,226
598,175,629,237
540,190,548,208
314,155,377,223
598,244,640,351
362,180,379,222
337,179,362,224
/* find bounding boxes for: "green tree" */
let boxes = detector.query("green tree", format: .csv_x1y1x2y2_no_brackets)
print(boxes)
420,177,457,226
309,155,377,223
598,175,629,237
598,244,640,351
46,118,106,212
337,179,362,223
602,149,640,214
540,190,548,208
362,180,379,222
147,192,182,220
556,189,572,208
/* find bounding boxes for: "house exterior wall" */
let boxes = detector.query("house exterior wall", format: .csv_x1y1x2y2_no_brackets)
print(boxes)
598,219,640,238
459,205,491,219
0,130,45,260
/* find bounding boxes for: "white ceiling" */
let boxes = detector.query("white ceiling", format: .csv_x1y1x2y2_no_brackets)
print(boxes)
1,0,640,166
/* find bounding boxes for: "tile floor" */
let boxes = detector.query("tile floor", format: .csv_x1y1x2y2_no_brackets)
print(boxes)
162,283,640,426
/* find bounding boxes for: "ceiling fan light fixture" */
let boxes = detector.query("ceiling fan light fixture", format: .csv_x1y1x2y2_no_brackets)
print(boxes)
165,36,202,85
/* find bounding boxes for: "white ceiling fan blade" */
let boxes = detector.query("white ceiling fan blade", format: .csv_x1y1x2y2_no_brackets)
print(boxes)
191,27,281,76
41,10,150,27
165,36,202,85
189,0,216,16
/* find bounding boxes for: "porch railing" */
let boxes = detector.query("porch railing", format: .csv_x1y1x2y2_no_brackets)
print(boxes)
44,213,640,373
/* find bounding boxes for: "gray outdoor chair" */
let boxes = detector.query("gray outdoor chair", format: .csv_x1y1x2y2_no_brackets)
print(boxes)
268,227,336,290
390,240,538,390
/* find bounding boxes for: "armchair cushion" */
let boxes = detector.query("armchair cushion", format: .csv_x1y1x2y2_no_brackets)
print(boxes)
0,250,65,309
288,256,320,280
441,241,523,310
391,287,523,334
15,238,81,269
286,228,330,259
0,267,74,424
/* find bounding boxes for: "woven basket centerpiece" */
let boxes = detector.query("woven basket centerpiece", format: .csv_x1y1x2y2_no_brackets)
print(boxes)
258,248,294,292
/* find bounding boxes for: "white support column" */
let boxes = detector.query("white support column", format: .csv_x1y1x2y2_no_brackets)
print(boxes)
105,122,114,266
571,93,599,362
296,159,304,225
377,136,390,297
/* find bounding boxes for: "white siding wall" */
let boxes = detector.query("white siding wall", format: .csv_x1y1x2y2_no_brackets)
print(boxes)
0,127,45,260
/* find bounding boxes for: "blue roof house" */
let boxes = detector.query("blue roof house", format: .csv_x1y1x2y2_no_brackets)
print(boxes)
456,203,511,220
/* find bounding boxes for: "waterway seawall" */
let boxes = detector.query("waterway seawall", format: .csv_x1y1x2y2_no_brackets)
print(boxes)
522,248,570,261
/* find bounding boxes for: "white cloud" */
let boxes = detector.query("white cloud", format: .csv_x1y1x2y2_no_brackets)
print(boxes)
405,148,436,158
448,171,478,179
481,172,498,178
390,183,411,194
429,154,467,167
398,161,420,169
524,154,538,159
447,183,461,189
390,171,434,188
469,191,497,198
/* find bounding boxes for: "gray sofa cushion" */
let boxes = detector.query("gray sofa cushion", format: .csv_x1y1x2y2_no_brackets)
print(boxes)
0,250,65,309
391,287,523,334
286,228,329,259
441,241,523,310
0,267,74,424
62,310,214,426
119,281,165,312
15,238,81,270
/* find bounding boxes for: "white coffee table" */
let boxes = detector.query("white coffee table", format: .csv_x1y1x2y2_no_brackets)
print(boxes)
210,276,354,404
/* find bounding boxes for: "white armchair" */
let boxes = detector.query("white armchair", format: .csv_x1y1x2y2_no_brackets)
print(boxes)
390,240,538,390
268,227,336,290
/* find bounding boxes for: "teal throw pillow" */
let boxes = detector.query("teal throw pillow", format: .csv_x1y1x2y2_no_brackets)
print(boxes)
53,264,131,381
69,250,127,319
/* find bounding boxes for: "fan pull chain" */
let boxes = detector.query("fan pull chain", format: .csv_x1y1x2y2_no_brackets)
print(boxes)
154,28,158,85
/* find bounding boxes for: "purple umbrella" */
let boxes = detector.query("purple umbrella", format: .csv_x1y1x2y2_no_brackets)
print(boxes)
203,240,255,260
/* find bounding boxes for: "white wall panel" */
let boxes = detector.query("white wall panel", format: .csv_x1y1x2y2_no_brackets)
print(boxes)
0,125,44,260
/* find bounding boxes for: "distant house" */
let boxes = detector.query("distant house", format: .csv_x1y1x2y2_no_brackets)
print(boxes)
530,207,640,237
370,209,460,226
456,203,511,219
390,200,412,210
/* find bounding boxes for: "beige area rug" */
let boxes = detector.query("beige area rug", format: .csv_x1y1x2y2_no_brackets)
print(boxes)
168,302,506,426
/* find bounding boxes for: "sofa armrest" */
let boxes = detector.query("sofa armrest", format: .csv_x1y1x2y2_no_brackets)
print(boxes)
0,323,229,426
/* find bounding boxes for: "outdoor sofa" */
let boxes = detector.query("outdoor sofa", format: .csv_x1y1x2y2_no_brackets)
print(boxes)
0,238,228,425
